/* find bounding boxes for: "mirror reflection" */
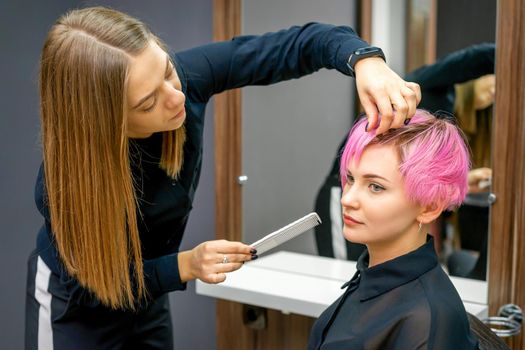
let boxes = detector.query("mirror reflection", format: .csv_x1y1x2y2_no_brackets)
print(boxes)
241,0,496,284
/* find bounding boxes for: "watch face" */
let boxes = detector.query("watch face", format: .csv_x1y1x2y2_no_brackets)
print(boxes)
358,47,381,55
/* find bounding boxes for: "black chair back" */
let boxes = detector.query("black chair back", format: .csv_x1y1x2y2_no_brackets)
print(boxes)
467,313,510,350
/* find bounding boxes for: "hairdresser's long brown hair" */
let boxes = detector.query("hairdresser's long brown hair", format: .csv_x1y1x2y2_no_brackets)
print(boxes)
40,7,185,309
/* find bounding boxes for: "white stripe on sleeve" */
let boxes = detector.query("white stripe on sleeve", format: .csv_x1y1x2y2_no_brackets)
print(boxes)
35,256,54,349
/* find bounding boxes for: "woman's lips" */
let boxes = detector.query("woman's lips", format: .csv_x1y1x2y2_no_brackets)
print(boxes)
171,108,186,120
343,214,364,226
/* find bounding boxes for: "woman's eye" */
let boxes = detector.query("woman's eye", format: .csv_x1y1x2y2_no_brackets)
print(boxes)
143,101,156,113
369,183,385,193
346,174,354,183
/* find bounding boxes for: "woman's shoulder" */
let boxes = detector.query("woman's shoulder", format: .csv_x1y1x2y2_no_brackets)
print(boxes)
392,275,477,348
385,267,467,323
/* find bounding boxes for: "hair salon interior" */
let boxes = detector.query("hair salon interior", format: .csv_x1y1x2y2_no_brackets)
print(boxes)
2,0,525,349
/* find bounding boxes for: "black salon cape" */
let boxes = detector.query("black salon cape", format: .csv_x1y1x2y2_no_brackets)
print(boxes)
308,237,479,350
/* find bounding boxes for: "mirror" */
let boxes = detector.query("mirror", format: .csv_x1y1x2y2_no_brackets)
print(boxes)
241,0,496,285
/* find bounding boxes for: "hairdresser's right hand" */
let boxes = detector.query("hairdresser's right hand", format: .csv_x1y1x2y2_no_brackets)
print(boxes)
178,240,256,284
354,57,421,134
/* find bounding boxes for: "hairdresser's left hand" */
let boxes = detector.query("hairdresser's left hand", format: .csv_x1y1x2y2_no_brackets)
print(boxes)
355,57,421,135
178,239,255,284
468,167,492,193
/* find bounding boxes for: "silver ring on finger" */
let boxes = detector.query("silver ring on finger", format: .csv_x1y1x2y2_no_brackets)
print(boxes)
222,255,229,264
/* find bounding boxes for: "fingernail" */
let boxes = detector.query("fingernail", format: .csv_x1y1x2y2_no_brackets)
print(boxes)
250,249,257,254
365,122,369,132
251,254,258,260
404,118,411,125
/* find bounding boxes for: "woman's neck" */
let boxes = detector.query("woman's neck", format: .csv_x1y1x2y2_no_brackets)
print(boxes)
367,225,427,267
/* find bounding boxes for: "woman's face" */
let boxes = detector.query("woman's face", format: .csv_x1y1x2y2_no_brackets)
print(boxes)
126,41,186,138
341,144,422,253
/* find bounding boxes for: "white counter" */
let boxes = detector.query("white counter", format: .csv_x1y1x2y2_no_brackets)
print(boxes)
196,251,488,319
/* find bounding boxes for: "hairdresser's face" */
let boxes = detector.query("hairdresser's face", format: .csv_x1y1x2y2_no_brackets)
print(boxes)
126,41,185,138
341,144,421,251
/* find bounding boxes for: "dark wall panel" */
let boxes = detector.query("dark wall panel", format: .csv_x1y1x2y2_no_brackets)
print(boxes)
437,0,496,57
0,1,215,348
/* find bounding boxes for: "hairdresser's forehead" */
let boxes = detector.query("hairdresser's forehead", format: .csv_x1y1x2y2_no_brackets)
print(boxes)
127,41,167,105
350,144,401,181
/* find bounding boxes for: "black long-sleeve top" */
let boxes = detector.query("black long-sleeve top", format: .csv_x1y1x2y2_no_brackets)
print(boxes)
34,23,369,306
308,237,479,349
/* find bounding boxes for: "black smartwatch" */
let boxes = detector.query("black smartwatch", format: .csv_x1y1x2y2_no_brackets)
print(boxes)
347,46,386,77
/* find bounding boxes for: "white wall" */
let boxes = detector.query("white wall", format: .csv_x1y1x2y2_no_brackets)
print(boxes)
371,0,407,76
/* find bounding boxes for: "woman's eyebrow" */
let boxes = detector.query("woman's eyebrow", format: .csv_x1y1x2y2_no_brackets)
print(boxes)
132,56,170,109
363,173,391,183
347,170,389,183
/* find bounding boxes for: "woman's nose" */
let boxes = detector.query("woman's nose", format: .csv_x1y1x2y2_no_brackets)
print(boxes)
341,185,359,209
164,83,185,110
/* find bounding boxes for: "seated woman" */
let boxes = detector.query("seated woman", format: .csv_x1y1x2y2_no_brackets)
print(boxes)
308,110,479,349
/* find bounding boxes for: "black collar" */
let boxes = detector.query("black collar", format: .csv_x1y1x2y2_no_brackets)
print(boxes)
349,235,438,301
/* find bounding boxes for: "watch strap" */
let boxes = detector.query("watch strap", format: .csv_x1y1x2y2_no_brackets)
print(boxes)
347,46,386,77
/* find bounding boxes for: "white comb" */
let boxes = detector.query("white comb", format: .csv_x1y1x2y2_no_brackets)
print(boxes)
251,212,322,255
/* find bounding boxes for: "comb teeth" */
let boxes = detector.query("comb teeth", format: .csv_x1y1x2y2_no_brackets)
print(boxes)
252,213,321,254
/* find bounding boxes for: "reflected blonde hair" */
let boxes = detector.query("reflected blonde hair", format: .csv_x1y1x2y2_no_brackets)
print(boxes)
40,6,185,309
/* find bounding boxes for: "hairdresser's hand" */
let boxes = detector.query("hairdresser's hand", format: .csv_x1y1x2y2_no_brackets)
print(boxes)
355,57,421,135
178,240,256,284
468,167,492,193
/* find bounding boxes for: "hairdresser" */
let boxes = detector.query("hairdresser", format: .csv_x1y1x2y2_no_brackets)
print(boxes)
26,7,420,349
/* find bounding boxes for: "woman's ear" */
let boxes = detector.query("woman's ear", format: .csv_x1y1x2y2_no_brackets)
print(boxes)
417,202,444,225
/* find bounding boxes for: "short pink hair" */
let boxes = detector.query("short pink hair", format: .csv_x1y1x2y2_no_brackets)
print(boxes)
340,110,471,210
